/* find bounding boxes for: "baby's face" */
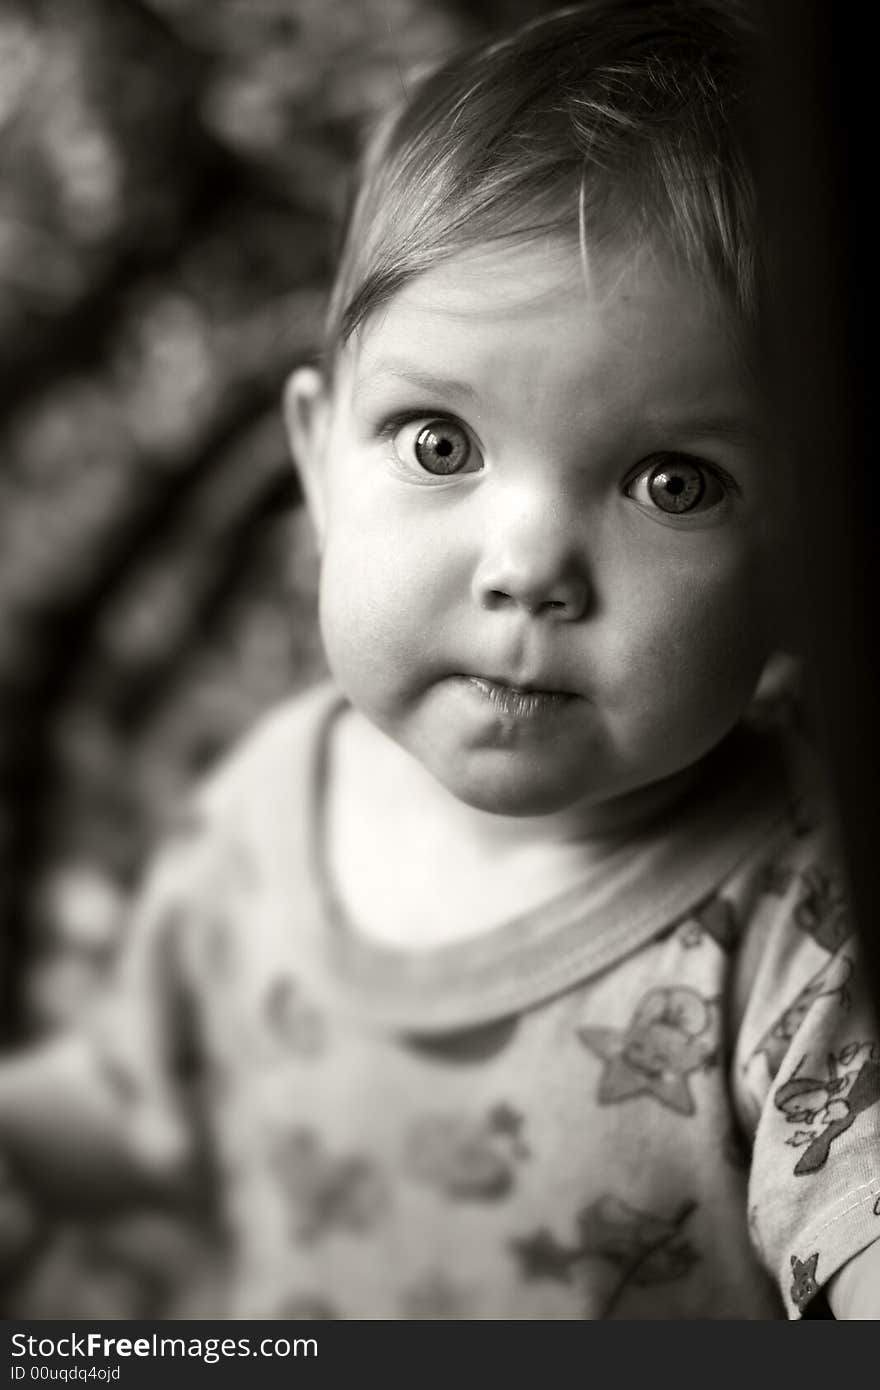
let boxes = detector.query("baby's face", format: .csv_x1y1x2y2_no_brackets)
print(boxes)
292,239,772,818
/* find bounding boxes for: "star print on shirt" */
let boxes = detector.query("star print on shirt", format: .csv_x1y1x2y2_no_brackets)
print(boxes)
577,986,719,1115
272,1128,389,1242
405,1103,529,1200
511,1196,699,1317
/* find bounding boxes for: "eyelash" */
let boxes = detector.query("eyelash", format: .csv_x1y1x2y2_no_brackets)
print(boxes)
377,411,481,480
623,454,741,518
377,413,740,514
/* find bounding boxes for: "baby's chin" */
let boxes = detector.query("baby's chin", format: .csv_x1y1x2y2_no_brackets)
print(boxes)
417,735,727,835
421,745,609,819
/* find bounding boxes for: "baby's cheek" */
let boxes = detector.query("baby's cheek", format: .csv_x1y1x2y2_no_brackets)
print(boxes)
316,534,429,710
607,555,767,738
317,549,381,684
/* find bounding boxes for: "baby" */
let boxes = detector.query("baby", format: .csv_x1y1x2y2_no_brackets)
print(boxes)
2,0,879,1320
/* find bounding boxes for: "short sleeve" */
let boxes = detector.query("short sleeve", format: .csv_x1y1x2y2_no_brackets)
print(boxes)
732,827,880,1317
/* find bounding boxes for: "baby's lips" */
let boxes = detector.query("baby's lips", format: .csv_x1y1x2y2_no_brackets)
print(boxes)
459,667,579,698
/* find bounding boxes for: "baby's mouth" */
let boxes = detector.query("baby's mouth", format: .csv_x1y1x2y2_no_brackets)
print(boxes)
462,676,575,719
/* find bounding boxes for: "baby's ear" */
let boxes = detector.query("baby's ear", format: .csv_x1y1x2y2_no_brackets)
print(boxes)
283,366,332,545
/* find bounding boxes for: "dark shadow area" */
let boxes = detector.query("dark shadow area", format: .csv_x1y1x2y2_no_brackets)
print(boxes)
758,0,880,1017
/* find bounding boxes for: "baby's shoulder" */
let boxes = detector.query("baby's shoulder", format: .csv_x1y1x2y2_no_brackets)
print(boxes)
737,813,850,954
126,683,344,976
722,704,849,949
725,781,856,1067
142,681,342,903
192,680,342,824
688,699,853,1012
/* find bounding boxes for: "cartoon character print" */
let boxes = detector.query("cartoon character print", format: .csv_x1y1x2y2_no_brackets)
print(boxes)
751,952,852,1079
676,896,739,951
789,1252,820,1312
793,866,851,953
405,1103,529,1201
577,986,719,1115
774,1043,880,1175
512,1195,699,1318
759,859,850,954
272,1128,389,1242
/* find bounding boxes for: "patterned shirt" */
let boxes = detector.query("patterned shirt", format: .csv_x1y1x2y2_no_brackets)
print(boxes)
92,683,880,1319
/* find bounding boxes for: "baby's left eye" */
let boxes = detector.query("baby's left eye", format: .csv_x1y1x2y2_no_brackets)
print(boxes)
625,454,728,515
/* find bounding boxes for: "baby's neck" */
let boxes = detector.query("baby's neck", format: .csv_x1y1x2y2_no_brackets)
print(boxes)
321,707,713,951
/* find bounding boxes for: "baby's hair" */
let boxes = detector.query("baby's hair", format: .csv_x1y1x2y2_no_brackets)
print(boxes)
325,0,760,364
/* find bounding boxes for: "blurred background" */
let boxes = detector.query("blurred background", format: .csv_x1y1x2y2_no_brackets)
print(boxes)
0,0,544,1316
2,0,876,1324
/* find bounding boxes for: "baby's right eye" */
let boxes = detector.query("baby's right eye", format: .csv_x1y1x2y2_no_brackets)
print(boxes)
388,416,482,478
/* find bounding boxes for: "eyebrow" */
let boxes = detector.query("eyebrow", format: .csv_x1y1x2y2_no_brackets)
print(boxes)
659,414,763,446
353,366,761,444
354,363,480,403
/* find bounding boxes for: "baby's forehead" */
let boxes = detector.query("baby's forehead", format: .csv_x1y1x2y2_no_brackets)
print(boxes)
339,237,749,414
382,241,589,321
366,238,684,333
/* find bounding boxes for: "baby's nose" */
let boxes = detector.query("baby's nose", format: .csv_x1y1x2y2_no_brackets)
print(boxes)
471,525,591,621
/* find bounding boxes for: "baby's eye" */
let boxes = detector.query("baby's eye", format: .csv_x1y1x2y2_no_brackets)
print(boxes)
390,416,480,477
625,454,728,515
